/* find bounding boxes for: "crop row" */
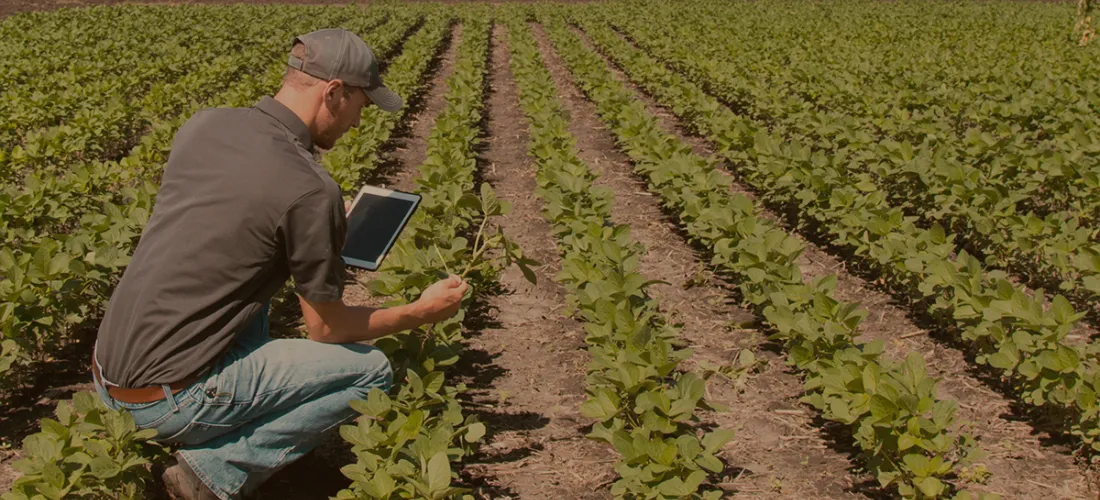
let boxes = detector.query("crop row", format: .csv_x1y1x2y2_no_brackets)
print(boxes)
504,12,734,499
604,3,1100,320
333,12,529,499
569,7,1100,456
547,11,996,498
640,0,1100,222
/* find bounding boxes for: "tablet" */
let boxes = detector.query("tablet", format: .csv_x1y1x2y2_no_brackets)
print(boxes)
341,185,421,271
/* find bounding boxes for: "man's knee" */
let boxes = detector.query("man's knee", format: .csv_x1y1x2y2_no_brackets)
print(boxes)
350,346,393,393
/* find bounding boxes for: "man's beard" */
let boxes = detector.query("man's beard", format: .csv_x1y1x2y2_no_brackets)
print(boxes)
315,130,339,151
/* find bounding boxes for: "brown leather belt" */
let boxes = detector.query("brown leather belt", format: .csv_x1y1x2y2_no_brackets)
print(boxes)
92,359,200,404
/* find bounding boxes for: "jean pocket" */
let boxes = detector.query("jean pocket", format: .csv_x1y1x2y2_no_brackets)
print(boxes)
198,365,241,406
115,400,160,411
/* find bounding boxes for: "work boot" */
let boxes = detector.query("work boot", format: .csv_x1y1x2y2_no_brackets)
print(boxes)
162,454,220,500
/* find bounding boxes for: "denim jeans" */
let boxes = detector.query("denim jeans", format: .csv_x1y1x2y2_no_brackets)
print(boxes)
92,303,393,500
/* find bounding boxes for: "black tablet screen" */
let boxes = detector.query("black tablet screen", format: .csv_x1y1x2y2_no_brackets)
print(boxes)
342,192,419,268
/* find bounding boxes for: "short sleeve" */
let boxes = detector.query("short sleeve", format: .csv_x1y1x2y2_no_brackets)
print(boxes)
277,188,347,302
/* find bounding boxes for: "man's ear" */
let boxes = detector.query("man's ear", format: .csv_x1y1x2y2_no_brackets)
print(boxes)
322,79,344,104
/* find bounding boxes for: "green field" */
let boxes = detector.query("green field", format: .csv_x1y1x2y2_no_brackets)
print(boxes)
2,1,1099,498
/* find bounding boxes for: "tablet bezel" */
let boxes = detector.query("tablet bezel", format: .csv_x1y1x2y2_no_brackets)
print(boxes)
341,185,421,271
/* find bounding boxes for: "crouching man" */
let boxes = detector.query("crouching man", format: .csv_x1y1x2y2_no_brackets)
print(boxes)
90,28,467,500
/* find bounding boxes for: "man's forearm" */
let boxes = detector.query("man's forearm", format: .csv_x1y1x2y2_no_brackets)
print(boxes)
300,296,426,343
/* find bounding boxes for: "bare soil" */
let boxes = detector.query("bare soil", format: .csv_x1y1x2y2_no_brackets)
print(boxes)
571,22,1099,500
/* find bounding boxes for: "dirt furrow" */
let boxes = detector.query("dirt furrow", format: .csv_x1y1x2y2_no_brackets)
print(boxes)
531,23,869,498
454,25,613,499
568,23,1097,499
372,23,464,193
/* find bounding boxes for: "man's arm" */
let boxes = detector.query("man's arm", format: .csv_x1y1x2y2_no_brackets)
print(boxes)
299,274,469,343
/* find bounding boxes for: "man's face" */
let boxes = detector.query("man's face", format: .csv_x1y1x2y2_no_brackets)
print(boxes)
315,82,370,150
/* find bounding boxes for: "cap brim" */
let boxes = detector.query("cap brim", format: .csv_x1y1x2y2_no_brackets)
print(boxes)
365,86,402,113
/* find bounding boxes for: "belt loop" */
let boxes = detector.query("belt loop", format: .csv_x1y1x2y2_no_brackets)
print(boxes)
163,385,180,413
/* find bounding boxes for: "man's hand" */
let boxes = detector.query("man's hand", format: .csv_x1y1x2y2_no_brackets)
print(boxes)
414,275,468,323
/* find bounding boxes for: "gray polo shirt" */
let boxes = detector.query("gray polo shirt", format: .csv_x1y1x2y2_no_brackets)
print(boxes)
95,97,347,389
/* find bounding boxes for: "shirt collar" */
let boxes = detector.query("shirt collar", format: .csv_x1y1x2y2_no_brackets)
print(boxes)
255,96,314,152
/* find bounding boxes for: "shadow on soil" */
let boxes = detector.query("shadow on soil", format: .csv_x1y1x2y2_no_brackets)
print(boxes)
0,336,96,447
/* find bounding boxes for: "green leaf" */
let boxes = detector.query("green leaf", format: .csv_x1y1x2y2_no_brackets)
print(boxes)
631,323,653,347
658,477,694,497
862,364,879,393
902,453,931,477
904,352,927,389
39,419,68,440
426,452,451,495
366,389,392,416
397,410,425,443
465,422,486,443
47,254,70,276
23,434,61,462
373,470,396,497
696,453,724,473
90,456,122,479
133,428,158,441
457,193,481,212
72,392,100,414
580,390,619,421
42,462,65,490
701,428,735,454
103,410,135,439
918,476,946,497
869,395,898,421
480,183,502,216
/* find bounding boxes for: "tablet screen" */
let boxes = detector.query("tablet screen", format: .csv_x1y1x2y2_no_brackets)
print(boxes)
341,186,420,270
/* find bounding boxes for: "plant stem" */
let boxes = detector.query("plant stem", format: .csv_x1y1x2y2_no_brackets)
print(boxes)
459,215,490,279
433,243,452,275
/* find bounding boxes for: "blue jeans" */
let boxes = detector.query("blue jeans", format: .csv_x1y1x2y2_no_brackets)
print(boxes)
92,303,393,500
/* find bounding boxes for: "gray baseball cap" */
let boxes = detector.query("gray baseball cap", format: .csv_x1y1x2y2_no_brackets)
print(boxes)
288,28,402,113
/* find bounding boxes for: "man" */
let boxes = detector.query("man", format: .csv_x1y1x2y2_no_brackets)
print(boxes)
90,29,468,500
